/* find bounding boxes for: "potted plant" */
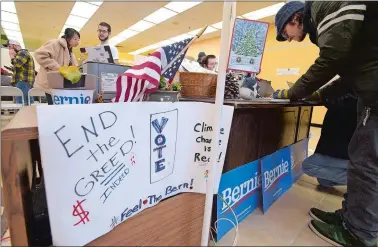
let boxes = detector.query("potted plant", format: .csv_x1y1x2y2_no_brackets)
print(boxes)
146,76,181,102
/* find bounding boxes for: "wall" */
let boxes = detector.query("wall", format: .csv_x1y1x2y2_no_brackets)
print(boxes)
187,25,326,125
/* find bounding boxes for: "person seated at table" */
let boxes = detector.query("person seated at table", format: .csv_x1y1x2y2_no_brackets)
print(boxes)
200,55,217,71
34,28,80,104
302,79,357,188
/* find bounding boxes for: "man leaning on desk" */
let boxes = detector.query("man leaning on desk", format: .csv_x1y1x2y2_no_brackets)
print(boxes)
272,1,378,247
97,22,119,64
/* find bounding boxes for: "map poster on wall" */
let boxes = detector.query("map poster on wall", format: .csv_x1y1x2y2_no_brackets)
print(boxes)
227,18,269,73
36,102,233,246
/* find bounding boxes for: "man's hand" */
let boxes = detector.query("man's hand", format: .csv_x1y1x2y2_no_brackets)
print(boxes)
8,49,16,59
272,89,289,99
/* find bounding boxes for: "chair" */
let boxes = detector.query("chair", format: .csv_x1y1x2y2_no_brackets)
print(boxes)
0,86,24,111
28,88,46,105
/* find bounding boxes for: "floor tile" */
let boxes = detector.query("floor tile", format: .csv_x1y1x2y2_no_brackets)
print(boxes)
298,174,319,186
317,194,343,212
292,224,332,246
232,183,324,245
217,219,285,246
292,180,325,204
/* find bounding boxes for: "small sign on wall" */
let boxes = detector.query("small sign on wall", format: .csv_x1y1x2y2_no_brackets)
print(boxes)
276,68,300,76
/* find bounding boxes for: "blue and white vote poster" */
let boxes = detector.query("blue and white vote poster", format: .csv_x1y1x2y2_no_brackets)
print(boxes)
216,160,261,241
291,138,309,183
261,146,292,213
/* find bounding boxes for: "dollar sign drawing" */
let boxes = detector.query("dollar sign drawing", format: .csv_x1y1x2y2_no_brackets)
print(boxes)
72,199,90,226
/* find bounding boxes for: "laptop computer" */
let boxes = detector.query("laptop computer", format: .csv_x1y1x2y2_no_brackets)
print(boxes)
80,45,115,64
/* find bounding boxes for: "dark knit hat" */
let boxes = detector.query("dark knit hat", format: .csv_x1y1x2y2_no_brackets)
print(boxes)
275,1,305,41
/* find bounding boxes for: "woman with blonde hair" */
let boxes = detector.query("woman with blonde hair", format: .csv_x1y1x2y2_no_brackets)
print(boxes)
34,28,80,104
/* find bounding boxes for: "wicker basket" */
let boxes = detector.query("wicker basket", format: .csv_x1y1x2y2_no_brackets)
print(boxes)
179,72,217,98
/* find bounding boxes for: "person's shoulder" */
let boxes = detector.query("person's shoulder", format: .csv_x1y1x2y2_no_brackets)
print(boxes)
18,49,32,57
311,1,343,18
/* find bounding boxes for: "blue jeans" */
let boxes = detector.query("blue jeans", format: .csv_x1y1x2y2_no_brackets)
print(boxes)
302,153,348,187
15,81,33,105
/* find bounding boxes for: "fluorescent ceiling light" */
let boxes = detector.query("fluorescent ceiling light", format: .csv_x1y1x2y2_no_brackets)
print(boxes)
164,1,203,13
128,2,281,55
170,33,192,42
109,29,139,45
65,15,89,29
128,20,155,32
4,30,22,38
109,36,125,46
211,22,222,29
203,26,218,34
70,2,99,19
130,43,161,55
1,1,17,13
58,1,101,36
111,1,204,46
4,30,22,41
86,1,103,6
242,2,285,20
143,7,177,24
119,29,138,39
60,24,81,34
1,21,20,31
187,26,218,37
1,11,18,23
155,39,174,47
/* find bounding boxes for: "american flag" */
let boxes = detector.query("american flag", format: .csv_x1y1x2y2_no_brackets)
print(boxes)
114,38,192,102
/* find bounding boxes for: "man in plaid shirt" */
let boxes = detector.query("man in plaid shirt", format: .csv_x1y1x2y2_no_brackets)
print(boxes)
5,39,35,105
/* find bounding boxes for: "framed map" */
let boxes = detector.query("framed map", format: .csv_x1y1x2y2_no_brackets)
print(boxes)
227,18,269,73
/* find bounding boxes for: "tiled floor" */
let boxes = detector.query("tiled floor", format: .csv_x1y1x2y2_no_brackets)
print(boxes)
217,175,346,246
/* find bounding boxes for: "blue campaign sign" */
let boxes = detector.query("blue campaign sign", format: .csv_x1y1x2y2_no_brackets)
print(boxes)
261,146,292,213
291,138,309,183
216,160,261,241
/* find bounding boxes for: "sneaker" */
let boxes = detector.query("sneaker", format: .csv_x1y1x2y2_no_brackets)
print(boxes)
309,208,343,226
309,220,377,247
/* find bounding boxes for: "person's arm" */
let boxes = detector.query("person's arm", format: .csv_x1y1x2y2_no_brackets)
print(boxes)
34,40,61,71
288,1,367,101
11,50,28,68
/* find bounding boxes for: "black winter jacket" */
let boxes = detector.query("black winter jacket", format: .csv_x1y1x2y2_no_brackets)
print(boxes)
288,1,378,106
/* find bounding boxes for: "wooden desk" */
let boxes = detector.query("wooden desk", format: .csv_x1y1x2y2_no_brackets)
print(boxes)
1,107,205,246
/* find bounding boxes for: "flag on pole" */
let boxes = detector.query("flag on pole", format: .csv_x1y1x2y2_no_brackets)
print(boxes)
114,38,193,102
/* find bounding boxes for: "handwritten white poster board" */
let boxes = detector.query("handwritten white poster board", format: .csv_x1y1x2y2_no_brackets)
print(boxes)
36,102,234,246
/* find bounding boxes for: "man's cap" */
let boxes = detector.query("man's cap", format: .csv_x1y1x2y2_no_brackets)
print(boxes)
3,39,21,47
198,52,206,58
275,1,305,42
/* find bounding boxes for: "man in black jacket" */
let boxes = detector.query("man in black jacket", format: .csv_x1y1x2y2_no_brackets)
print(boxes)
274,2,378,246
